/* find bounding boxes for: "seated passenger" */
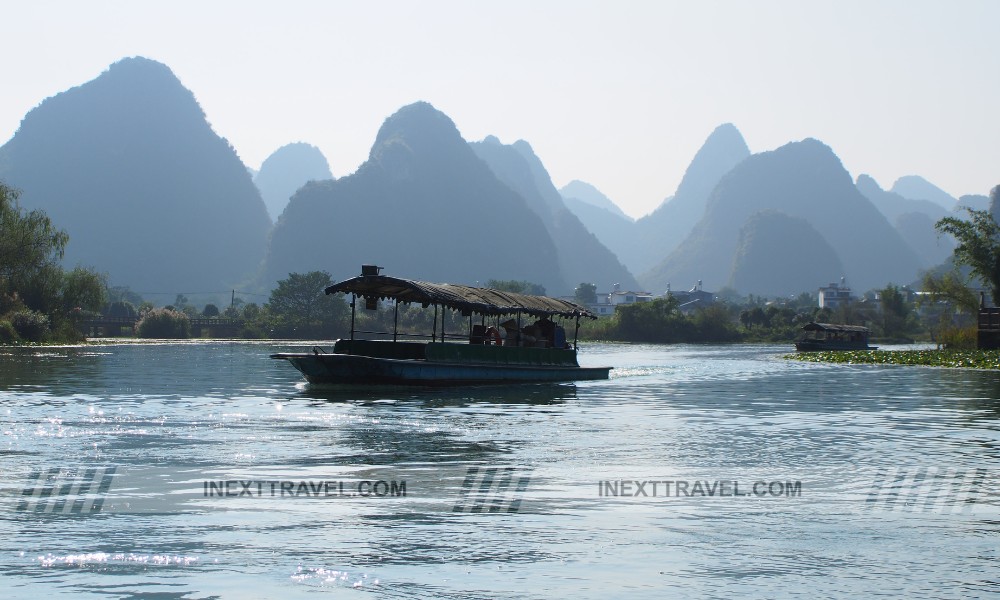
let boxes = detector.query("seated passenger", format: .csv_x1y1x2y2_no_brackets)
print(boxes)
532,316,556,348
522,324,539,346
500,319,520,346
554,325,568,349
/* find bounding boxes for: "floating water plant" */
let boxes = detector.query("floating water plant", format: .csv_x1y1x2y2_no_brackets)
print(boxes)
787,349,1000,369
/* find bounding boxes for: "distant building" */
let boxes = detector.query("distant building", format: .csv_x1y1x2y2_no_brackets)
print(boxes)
590,303,616,317
609,289,654,306
818,278,855,308
873,285,918,305
667,281,714,312
582,283,653,317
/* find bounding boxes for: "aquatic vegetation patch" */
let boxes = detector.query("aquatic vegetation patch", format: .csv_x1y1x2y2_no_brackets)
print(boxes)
786,349,1000,369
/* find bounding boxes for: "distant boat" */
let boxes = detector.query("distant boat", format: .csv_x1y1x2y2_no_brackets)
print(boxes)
271,265,612,385
794,322,877,352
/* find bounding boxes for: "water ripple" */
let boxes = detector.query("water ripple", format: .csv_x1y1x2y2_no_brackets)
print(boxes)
0,341,997,597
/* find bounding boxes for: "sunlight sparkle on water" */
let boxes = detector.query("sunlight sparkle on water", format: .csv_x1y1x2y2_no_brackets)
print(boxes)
36,553,198,568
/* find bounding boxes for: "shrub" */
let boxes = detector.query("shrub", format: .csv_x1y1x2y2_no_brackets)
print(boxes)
0,319,18,343
106,301,137,318
135,308,191,338
937,325,977,350
51,319,86,343
10,309,49,342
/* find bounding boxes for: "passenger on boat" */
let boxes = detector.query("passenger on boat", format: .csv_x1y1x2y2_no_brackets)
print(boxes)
522,324,539,346
554,324,568,349
532,317,556,348
500,319,520,346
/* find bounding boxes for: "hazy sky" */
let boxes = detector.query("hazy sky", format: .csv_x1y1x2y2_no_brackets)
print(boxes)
2,0,997,219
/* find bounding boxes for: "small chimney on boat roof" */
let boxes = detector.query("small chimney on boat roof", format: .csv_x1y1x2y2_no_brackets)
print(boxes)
361,264,384,277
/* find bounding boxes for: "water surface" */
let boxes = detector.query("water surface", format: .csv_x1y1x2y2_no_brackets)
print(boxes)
1,341,998,598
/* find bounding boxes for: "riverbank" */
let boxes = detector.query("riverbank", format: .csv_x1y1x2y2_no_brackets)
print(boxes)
787,348,1000,369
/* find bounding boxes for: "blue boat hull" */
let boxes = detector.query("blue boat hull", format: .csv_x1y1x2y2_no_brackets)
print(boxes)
272,352,611,385
794,340,877,352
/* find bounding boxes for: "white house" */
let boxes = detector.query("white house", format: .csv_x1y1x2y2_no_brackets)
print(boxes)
609,290,654,306
585,283,653,317
818,278,855,308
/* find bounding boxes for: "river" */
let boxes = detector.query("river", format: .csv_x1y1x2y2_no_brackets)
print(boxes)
1,341,997,598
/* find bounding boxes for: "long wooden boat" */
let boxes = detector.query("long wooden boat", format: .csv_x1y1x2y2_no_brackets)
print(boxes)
794,322,877,352
271,266,612,385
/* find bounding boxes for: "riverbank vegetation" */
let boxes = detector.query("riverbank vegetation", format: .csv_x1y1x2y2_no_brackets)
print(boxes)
788,349,1000,370
578,297,742,343
574,282,971,345
1,181,107,343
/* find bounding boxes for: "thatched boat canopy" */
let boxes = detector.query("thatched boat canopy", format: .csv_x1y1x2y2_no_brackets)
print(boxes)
325,270,596,319
801,322,870,333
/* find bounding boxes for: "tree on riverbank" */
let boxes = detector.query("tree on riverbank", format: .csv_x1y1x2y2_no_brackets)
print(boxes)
935,186,1000,304
0,182,67,309
486,279,546,296
135,307,190,338
264,271,349,338
876,284,917,341
0,180,107,342
574,283,597,305
578,298,742,343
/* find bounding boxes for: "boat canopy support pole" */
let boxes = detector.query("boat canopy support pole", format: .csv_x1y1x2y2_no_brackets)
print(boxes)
573,315,580,350
393,299,399,342
350,294,356,342
517,311,522,348
432,304,438,343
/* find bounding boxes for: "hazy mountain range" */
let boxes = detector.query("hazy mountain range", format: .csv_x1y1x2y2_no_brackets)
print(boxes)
262,102,568,292
0,57,271,294
469,137,638,292
560,180,633,221
561,126,991,295
891,175,959,210
0,55,989,300
729,210,844,297
855,174,955,267
559,123,751,279
254,142,333,222
641,138,923,294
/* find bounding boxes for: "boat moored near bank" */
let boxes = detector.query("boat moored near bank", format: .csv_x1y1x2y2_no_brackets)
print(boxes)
794,322,877,352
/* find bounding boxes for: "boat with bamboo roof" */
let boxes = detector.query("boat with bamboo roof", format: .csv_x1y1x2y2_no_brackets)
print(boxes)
270,265,612,385
794,322,877,352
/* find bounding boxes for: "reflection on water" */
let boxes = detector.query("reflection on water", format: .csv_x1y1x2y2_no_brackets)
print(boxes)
0,341,998,598
296,381,576,407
